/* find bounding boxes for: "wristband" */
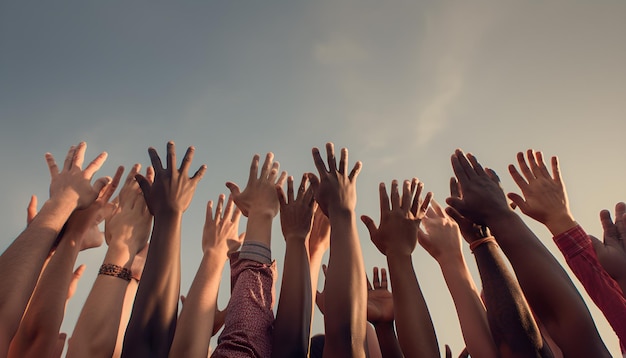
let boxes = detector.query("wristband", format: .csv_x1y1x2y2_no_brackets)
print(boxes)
98,263,132,282
469,237,497,253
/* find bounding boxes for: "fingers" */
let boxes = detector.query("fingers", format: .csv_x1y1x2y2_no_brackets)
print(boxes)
506,193,527,213
92,176,112,196
147,147,164,173
361,215,378,240
551,156,562,183
430,199,445,217
411,181,424,216
73,142,87,169
508,164,529,191
348,161,362,181
372,267,380,289
27,195,38,225
325,142,337,173
180,145,195,174
145,165,155,184
379,182,390,217
390,180,400,211
600,209,620,243
62,145,76,173
339,147,348,175
449,177,461,198
206,200,214,224
83,151,108,179
615,202,626,239
214,194,225,221
380,267,388,289
247,154,260,185
191,164,207,181
224,194,236,221
225,182,241,197
276,184,287,207
467,152,486,176
260,152,274,180
46,152,59,178
101,166,124,202
401,179,413,210
516,151,534,182
533,150,552,179
312,147,328,176
452,149,475,181
124,164,141,188
166,141,176,171
287,176,295,203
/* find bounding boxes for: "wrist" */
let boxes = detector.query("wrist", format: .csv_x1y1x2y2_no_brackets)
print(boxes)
544,213,577,236
104,244,134,268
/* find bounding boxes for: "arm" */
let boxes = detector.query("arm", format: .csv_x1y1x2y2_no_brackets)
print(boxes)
212,152,286,357
447,149,610,357
311,143,367,358
122,142,206,358
361,179,439,357
367,267,403,358
0,142,108,354
272,174,316,357
67,164,152,358
417,199,497,358
170,195,243,357
9,166,121,358
308,208,330,329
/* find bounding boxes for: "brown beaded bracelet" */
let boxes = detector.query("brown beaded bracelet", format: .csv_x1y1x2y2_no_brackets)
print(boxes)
98,263,132,282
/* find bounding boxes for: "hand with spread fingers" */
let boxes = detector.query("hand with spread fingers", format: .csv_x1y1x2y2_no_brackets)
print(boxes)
361,179,432,257
508,149,576,235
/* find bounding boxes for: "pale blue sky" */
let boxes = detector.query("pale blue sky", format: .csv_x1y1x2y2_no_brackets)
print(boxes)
1,0,625,355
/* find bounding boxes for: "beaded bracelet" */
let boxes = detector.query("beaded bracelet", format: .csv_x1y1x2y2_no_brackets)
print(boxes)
469,236,497,253
98,263,132,282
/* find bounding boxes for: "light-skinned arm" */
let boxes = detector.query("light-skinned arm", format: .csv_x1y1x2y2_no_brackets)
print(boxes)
417,199,497,358
361,179,439,357
169,194,243,358
67,164,153,358
0,142,109,355
122,142,206,358
8,165,121,358
272,174,316,357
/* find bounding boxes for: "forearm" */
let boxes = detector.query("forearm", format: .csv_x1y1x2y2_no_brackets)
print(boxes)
309,246,325,325
386,254,439,358
8,233,81,358
272,238,312,358
485,212,609,357
170,253,226,358
114,279,138,358
67,246,135,358
438,255,497,358
473,241,542,356
0,198,75,346
122,213,182,358
324,210,367,357
373,322,403,358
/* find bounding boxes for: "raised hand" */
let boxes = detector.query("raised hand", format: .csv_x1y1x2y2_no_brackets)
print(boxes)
226,153,287,218
277,174,316,242
417,200,465,263
47,142,111,210
361,179,431,257
135,141,206,216
445,177,491,244
64,165,123,248
366,267,394,325
310,142,361,216
273,174,316,357
105,164,153,257
507,149,576,235
445,149,510,225
590,202,626,292
202,194,244,258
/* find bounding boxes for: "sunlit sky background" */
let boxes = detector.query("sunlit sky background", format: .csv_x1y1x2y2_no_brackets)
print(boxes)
1,0,625,355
